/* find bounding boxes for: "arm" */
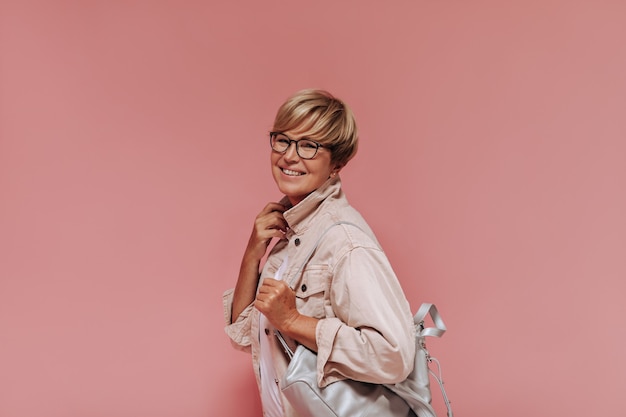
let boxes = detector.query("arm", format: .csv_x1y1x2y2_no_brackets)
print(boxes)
231,202,287,322
316,246,416,387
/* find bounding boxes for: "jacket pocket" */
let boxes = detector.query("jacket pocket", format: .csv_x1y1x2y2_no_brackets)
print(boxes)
294,265,329,319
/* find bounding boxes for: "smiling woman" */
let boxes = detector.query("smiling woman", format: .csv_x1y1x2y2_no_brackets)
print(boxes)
267,90,357,206
222,89,417,417
270,129,338,206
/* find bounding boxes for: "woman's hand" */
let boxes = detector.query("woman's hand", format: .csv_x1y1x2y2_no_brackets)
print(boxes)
256,278,320,351
255,278,299,332
244,202,288,262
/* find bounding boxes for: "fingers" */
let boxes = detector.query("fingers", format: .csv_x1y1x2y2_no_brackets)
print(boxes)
260,202,287,215
256,278,291,298
255,203,287,231
255,279,293,309
254,212,287,237
257,202,288,232
243,202,289,261
251,203,288,242
255,279,298,330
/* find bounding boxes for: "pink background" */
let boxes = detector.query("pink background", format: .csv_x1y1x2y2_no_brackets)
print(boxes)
1,1,625,416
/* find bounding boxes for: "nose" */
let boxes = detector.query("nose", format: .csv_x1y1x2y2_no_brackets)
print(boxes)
283,141,300,161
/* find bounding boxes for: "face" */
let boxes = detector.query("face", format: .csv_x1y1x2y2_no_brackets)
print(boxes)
270,128,339,206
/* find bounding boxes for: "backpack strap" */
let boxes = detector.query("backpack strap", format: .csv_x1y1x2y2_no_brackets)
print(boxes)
415,302,454,417
414,303,447,337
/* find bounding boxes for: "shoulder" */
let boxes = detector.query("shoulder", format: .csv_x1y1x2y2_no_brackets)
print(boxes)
313,210,384,267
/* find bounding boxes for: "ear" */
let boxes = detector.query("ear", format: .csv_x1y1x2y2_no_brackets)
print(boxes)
330,163,345,178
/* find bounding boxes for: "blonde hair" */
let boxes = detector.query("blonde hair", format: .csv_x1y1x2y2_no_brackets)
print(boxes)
272,89,358,167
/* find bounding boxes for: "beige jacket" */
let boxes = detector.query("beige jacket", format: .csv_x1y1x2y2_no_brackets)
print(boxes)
223,177,415,416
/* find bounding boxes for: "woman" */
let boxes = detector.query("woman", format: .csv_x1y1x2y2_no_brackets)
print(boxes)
223,89,416,416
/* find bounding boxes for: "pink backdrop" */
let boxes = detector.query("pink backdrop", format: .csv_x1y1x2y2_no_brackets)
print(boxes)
1,1,625,416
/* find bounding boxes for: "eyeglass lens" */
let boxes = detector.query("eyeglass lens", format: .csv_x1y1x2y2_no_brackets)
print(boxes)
270,134,319,159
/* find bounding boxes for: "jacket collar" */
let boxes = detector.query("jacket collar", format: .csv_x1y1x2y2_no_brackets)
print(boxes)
281,176,343,235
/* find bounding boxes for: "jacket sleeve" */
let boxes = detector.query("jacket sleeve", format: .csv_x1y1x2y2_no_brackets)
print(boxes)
222,288,253,353
315,246,416,387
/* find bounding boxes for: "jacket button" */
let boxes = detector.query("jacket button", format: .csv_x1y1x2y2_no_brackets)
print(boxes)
294,238,301,246
301,284,307,292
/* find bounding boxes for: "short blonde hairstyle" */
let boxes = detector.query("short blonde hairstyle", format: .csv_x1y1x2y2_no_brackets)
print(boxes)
272,89,358,167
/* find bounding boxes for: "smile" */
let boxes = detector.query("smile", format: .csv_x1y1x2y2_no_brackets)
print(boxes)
282,168,305,176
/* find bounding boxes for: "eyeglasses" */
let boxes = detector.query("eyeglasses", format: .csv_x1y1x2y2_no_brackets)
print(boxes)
269,132,325,160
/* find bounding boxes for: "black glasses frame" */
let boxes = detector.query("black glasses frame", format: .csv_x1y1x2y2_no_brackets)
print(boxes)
269,132,325,160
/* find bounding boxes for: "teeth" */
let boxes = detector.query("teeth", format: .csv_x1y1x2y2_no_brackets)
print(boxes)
282,168,304,176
